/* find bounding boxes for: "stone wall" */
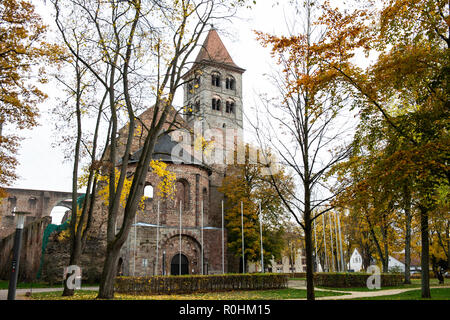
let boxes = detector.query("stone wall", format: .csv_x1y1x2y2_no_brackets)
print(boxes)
0,188,80,239
0,216,51,281
39,234,106,285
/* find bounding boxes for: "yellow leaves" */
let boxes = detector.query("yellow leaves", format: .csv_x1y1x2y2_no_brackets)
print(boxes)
149,160,176,199
193,136,214,156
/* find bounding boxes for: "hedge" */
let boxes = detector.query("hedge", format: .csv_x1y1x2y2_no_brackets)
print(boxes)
314,272,404,288
114,273,289,295
284,272,306,278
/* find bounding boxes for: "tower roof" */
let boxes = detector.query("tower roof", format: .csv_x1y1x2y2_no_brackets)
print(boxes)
185,28,245,77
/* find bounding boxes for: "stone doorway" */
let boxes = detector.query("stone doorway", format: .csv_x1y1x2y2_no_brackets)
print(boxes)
170,253,189,275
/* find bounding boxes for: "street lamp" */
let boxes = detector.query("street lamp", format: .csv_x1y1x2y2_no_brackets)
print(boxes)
7,209,31,300
162,251,166,276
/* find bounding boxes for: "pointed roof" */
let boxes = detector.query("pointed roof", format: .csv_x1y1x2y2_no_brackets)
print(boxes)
185,28,245,77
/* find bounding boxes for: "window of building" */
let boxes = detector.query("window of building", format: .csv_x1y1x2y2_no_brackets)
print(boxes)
211,73,221,87
212,98,221,111
194,100,200,112
7,196,17,213
28,197,37,210
225,101,235,113
225,77,235,90
144,184,154,199
175,179,190,210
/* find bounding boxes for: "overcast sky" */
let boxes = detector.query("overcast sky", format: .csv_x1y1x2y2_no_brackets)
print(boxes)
12,1,294,193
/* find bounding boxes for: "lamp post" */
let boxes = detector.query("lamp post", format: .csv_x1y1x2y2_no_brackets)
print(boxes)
7,210,30,300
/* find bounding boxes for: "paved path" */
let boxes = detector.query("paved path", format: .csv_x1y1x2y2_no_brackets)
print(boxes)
287,280,450,300
0,287,99,300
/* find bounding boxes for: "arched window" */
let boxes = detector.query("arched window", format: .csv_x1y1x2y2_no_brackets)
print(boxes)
211,72,221,87
226,76,235,90
226,101,235,113
175,179,190,210
212,98,221,111
194,100,200,112
144,184,154,199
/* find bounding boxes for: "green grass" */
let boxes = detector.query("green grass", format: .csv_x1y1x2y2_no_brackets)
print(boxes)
316,278,445,292
352,288,450,300
0,280,63,290
30,288,349,300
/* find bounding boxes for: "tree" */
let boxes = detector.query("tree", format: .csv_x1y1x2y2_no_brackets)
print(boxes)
219,144,293,271
254,0,354,300
0,0,61,198
308,0,449,298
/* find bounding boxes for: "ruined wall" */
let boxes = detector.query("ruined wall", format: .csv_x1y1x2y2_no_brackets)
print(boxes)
39,234,106,284
0,216,51,281
0,188,78,239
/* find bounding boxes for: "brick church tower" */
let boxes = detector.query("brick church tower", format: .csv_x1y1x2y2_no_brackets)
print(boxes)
182,26,245,165
182,28,245,244
113,28,246,277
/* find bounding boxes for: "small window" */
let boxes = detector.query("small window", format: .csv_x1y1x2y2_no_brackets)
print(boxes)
194,100,200,112
212,98,221,111
211,73,221,87
226,101,235,113
144,185,154,199
226,77,235,90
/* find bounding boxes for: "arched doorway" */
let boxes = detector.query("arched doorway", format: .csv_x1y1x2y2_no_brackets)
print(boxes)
170,254,189,275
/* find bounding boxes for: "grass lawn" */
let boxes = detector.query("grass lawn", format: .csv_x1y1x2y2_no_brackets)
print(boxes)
0,280,63,290
30,288,349,300
352,288,450,300
316,278,446,292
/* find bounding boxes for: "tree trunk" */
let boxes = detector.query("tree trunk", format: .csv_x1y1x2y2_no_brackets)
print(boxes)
420,205,431,298
403,185,412,284
97,241,122,299
304,215,315,300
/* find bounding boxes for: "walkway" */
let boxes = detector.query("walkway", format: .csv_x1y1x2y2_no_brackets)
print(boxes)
288,279,450,300
0,287,99,300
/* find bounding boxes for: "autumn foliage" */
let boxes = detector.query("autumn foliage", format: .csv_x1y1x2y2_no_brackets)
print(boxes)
0,0,62,198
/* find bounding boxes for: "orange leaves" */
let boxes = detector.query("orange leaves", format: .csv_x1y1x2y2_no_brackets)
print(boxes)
0,0,63,195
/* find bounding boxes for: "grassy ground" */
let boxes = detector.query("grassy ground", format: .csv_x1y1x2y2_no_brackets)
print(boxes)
316,278,446,292
352,288,450,300
30,288,349,300
0,280,63,290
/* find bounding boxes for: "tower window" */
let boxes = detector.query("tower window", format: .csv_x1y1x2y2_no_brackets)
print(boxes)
211,73,221,87
194,100,200,112
226,101,235,113
226,77,235,90
212,98,221,111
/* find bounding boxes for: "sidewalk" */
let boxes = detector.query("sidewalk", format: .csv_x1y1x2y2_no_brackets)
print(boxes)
288,280,450,300
0,287,99,300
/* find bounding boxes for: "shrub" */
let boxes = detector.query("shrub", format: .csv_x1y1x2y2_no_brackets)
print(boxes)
114,273,288,295
314,272,404,288
282,272,306,278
